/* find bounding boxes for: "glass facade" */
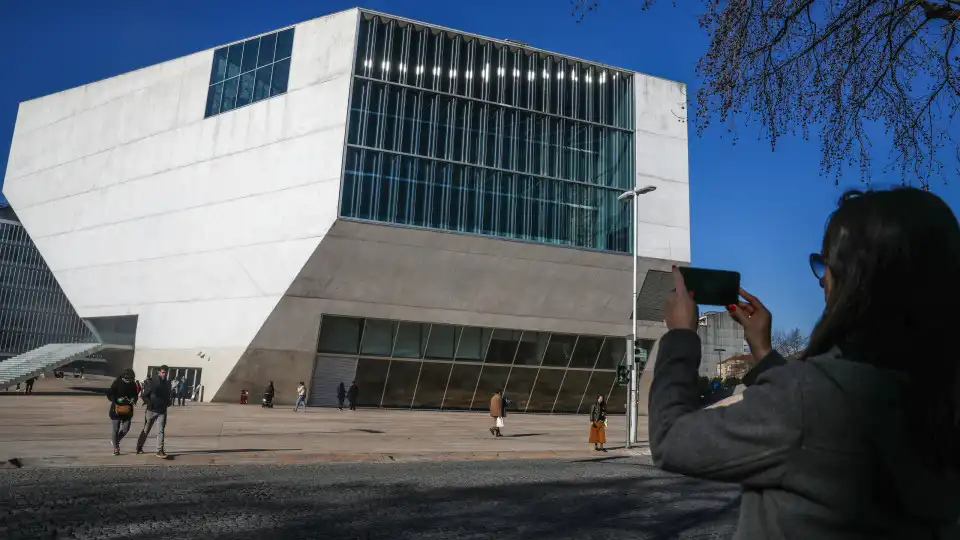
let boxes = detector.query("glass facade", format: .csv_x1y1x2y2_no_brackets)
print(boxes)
205,27,295,118
316,315,628,413
341,14,636,253
0,217,96,358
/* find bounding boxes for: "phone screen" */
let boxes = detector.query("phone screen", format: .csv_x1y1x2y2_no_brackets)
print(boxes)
677,267,741,306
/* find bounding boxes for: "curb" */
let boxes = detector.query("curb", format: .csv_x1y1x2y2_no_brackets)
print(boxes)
3,448,650,469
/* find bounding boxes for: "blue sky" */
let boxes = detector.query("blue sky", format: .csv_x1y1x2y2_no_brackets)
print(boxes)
1,0,950,333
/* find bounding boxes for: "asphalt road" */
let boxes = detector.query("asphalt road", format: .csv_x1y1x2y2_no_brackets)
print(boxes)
0,458,739,539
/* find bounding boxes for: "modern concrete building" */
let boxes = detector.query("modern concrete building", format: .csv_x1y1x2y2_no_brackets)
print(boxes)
1,8,690,410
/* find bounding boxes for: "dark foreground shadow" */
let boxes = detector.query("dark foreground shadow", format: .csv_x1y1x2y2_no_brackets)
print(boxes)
501,433,546,438
0,461,739,539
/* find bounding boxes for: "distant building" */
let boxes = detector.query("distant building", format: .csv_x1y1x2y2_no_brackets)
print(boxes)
697,311,746,378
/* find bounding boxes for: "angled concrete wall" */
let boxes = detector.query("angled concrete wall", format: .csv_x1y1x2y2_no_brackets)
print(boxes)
217,220,681,404
3,9,360,399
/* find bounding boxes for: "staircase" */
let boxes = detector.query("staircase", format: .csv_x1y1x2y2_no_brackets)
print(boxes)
0,343,104,389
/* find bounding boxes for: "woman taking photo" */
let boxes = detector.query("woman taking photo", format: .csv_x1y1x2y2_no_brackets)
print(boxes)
107,368,138,456
649,187,960,538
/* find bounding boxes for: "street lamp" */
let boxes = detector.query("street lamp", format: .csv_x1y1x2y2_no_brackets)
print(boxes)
618,185,656,449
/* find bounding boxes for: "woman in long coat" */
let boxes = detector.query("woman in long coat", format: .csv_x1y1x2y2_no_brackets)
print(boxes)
589,395,607,452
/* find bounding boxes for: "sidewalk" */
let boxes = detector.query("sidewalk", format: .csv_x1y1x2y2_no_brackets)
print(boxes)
0,377,649,468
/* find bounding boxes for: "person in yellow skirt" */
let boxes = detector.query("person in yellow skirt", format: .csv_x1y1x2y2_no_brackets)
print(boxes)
589,395,607,452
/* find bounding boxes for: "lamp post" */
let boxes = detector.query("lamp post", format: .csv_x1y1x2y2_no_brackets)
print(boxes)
618,184,656,449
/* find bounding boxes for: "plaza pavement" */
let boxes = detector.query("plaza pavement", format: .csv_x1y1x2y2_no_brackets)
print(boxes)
0,375,650,468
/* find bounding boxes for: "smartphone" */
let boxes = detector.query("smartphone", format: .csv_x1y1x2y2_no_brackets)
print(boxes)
677,267,741,306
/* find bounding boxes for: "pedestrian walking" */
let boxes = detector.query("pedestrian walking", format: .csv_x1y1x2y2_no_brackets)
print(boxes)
337,382,346,411
347,381,359,411
293,382,307,412
107,369,138,455
136,365,172,458
177,378,186,406
24,377,35,395
589,395,607,452
649,187,960,538
489,389,504,437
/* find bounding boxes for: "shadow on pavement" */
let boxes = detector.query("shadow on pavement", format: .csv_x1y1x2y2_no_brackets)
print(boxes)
171,448,301,456
0,462,739,539
501,433,546,438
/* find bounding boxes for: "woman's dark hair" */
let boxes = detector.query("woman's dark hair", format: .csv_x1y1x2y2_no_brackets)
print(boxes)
803,187,960,467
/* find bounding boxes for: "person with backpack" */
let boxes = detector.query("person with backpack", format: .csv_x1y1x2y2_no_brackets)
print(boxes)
107,369,138,456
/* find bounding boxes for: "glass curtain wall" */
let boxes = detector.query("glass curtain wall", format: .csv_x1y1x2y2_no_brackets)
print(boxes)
316,315,628,413
0,219,96,357
341,14,636,253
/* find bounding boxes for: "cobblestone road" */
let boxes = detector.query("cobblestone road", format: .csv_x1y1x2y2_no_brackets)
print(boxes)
1,457,738,539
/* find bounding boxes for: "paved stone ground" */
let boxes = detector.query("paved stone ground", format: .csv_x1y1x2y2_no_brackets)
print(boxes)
0,377,649,467
0,459,739,539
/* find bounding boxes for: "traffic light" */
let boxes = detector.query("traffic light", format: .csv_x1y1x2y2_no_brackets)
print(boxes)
635,340,649,373
616,365,629,386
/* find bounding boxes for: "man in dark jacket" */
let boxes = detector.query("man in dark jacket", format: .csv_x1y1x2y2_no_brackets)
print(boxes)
136,365,172,458
347,382,359,411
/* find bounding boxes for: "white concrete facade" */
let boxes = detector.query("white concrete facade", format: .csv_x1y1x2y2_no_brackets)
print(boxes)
3,9,360,398
3,8,690,402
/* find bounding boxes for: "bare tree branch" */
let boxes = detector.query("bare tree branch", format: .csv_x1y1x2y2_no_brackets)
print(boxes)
571,0,960,187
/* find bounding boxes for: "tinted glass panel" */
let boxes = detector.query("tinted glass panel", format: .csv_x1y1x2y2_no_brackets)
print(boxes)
226,44,243,79
317,316,362,354
455,326,491,361
484,329,521,364
443,364,482,409
253,66,272,102
205,82,223,117
605,372,626,414
354,358,390,407
237,72,255,107
345,17,635,253
569,336,604,368
554,369,591,412
424,324,458,360
275,28,295,59
583,371,615,414
412,361,452,409
595,337,626,370
472,365,511,411
541,334,577,367
220,76,240,112
503,366,537,412
258,32,277,67
394,322,428,358
271,58,291,96
360,319,396,356
381,360,421,407
526,368,564,412
210,48,228,84
514,331,548,366
241,38,259,73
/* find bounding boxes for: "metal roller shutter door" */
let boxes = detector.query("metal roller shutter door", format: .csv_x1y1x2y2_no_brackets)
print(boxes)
308,356,358,407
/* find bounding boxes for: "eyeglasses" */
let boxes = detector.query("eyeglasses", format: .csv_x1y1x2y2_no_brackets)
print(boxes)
809,253,826,288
